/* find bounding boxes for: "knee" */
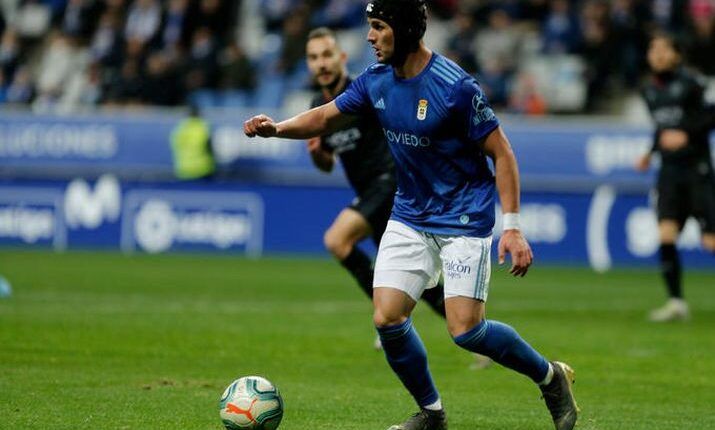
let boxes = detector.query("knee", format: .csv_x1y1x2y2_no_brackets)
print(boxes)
702,235,715,253
703,238,715,254
323,229,351,259
659,223,679,244
447,314,484,338
373,307,408,329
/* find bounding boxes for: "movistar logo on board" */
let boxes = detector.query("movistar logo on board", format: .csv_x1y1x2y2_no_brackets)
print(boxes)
374,98,385,110
382,128,431,147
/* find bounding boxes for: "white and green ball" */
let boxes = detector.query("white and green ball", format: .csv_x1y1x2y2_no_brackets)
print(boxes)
0,276,11,298
219,376,283,430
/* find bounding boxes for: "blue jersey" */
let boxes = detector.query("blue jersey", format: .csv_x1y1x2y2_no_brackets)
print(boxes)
335,53,500,237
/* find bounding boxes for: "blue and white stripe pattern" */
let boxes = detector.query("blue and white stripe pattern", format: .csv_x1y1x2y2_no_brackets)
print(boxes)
474,238,491,301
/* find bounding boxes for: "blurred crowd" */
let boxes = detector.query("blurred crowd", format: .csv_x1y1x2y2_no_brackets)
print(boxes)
0,0,713,113
443,0,715,113
0,0,242,109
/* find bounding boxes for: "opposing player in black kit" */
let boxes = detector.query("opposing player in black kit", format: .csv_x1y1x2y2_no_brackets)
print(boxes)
304,27,448,336
636,33,715,322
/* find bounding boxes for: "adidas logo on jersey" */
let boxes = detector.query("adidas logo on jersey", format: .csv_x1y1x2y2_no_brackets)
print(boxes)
374,98,386,110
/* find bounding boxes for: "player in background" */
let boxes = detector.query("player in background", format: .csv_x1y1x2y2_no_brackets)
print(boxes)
304,27,448,337
245,1,578,429
635,33,715,322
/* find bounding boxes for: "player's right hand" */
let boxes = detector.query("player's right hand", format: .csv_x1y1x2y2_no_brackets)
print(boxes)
244,114,277,138
659,129,688,151
498,229,533,277
634,154,651,172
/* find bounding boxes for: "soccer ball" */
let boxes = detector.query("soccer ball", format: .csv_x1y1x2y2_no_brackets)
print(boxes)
219,376,284,430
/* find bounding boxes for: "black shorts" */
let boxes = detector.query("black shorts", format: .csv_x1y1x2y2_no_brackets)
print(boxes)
350,175,396,246
657,166,715,233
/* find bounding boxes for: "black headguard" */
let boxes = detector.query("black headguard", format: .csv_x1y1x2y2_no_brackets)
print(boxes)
366,0,427,66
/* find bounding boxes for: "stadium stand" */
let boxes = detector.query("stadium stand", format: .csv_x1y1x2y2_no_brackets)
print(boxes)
0,0,713,113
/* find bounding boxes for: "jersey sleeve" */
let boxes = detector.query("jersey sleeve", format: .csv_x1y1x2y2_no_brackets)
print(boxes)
455,78,500,142
684,73,714,134
335,72,371,115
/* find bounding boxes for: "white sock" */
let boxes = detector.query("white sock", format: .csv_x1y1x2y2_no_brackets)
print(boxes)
539,363,554,386
423,399,442,411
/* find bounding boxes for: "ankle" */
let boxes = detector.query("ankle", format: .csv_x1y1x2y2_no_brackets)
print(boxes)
422,398,443,411
538,362,554,386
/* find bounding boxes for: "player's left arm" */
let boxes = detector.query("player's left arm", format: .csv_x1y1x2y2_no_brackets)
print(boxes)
481,126,533,277
668,74,715,153
686,74,715,133
307,137,335,172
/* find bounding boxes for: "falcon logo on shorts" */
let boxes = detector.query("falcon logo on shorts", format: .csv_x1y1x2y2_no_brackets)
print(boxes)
444,260,471,280
417,99,428,121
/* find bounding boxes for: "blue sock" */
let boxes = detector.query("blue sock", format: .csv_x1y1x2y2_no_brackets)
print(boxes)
453,319,549,383
376,318,440,408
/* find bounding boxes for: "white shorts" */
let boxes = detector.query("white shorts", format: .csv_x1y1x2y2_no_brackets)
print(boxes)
373,220,492,302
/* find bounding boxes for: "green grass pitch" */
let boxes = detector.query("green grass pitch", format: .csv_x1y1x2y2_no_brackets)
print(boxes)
1,249,714,430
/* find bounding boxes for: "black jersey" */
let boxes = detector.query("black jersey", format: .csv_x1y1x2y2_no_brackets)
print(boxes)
642,67,714,171
310,78,395,195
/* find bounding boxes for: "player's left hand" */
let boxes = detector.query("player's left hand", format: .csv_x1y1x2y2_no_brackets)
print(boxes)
498,229,533,277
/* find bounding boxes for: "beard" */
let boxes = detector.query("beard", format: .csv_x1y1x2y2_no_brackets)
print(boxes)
320,72,344,92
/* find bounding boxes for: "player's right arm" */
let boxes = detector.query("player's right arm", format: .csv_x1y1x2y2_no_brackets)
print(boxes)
458,78,532,277
636,86,660,172
635,130,659,172
482,126,533,277
244,101,354,140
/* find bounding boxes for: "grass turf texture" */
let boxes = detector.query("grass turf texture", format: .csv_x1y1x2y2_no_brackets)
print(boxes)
1,250,713,430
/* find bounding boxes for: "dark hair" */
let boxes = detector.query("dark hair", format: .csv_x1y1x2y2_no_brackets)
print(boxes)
307,27,338,42
650,31,684,55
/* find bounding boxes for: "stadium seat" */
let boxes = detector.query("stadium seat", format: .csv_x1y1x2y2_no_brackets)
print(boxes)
189,90,219,109
285,64,310,92
252,78,286,109
220,90,252,108
522,55,587,113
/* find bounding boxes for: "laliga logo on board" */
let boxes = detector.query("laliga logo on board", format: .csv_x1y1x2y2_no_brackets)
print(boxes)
132,198,258,254
625,207,701,257
0,206,54,244
587,186,702,271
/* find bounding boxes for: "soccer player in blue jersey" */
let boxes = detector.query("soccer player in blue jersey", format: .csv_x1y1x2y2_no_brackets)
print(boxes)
244,1,578,429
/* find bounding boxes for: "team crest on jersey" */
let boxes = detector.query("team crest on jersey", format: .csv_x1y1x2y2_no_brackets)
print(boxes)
417,99,428,121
